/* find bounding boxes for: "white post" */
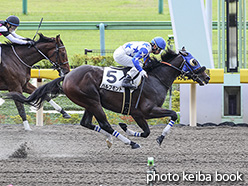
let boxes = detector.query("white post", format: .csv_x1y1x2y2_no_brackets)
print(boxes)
36,78,43,126
189,84,197,126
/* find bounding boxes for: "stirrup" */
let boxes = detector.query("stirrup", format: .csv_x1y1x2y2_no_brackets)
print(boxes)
122,75,136,89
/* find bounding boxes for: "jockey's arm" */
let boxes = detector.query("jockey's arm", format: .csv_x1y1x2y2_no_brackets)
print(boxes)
10,31,25,40
5,34,28,45
132,47,149,72
0,26,27,45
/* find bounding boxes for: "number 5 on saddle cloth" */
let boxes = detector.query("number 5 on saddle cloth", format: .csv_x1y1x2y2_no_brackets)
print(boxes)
100,66,142,115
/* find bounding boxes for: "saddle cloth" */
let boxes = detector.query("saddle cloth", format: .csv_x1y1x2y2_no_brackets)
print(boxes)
100,66,142,93
0,45,1,64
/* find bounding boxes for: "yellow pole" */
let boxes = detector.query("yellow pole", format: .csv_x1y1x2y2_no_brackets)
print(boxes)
190,84,197,126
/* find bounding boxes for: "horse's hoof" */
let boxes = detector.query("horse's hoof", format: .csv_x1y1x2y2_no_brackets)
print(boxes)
156,135,164,146
61,109,71,119
63,112,71,119
119,123,127,132
130,141,141,149
106,137,113,149
24,122,32,131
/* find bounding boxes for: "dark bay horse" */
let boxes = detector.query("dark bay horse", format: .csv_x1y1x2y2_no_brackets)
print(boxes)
0,33,70,130
6,48,210,148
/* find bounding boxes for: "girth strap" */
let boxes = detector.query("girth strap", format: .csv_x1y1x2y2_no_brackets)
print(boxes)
121,88,132,115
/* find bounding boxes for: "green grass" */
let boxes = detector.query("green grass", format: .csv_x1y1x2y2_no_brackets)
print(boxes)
0,0,222,59
0,0,247,62
0,0,172,21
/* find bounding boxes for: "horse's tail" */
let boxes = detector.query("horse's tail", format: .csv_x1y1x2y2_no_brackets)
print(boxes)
6,76,64,108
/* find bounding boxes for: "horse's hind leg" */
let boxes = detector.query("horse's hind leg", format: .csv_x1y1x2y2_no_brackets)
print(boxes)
80,110,113,148
24,82,71,118
44,96,71,118
14,100,31,131
119,116,150,138
88,105,140,149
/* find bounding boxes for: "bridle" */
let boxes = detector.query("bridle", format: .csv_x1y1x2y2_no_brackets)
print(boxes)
34,43,69,71
160,54,203,82
11,42,68,72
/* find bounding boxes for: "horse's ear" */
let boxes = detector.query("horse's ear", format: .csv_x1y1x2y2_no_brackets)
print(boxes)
179,47,188,56
56,34,61,43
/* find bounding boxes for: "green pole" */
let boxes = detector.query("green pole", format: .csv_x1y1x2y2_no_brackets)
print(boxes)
158,0,163,14
23,0,27,14
218,0,221,68
222,0,225,71
239,0,243,68
243,0,246,68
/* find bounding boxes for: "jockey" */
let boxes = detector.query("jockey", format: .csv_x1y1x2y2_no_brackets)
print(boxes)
0,15,34,45
113,36,166,89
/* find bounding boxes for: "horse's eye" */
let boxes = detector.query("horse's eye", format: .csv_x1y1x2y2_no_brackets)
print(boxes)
60,52,66,57
190,59,198,66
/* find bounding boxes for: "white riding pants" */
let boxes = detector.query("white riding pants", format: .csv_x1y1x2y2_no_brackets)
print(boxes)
113,46,140,79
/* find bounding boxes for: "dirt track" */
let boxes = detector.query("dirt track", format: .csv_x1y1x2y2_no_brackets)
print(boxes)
0,124,247,186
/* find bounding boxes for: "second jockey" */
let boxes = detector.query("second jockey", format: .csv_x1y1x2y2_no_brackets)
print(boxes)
0,15,35,46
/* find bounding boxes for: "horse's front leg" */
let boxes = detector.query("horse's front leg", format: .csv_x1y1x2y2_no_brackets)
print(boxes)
149,107,178,146
14,100,31,131
119,116,150,138
24,82,71,118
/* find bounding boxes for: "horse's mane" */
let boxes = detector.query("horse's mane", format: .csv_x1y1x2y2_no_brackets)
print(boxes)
36,33,55,43
0,33,55,47
144,48,179,72
161,48,178,62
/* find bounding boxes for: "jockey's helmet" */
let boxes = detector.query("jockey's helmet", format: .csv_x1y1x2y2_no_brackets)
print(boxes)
151,37,166,50
6,15,20,27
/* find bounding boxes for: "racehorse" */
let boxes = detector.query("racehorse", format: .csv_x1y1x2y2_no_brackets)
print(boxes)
0,33,70,130
5,47,210,148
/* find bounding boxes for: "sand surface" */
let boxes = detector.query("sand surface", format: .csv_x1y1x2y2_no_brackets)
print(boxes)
0,124,247,186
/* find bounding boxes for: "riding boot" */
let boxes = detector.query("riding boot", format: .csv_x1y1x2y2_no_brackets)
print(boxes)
122,75,136,89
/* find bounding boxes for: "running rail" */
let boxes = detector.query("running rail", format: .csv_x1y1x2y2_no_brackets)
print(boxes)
31,69,225,83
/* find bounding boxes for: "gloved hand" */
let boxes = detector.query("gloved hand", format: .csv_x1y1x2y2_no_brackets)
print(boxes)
27,40,35,47
140,70,148,78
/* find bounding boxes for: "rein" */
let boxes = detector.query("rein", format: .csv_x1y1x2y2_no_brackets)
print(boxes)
11,45,33,68
160,60,185,74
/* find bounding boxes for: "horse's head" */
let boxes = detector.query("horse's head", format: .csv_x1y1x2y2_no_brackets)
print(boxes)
35,33,70,76
178,47,210,86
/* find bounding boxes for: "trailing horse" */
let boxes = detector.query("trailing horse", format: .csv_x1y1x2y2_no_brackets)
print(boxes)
0,33,70,130
6,48,210,148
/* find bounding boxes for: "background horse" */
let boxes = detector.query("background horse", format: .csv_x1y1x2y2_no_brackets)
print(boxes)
0,33,70,130
6,48,210,148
